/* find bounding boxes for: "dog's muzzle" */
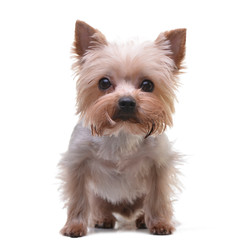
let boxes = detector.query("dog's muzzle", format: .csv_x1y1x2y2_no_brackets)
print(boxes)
114,96,136,121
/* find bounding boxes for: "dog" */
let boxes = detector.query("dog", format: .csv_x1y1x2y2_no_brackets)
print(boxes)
59,20,186,237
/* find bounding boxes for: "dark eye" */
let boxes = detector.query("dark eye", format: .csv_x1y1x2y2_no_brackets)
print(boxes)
99,78,112,90
140,80,154,92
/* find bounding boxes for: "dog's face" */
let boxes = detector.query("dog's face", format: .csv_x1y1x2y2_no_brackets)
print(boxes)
73,21,186,137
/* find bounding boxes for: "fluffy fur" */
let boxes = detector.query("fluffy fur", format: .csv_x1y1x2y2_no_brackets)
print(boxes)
59,20,186,237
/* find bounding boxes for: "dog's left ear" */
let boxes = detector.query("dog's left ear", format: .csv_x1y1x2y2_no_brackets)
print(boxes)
156,29,186,70
74,20,107,57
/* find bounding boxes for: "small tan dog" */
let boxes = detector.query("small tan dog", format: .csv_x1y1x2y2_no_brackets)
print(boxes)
59,20,186,237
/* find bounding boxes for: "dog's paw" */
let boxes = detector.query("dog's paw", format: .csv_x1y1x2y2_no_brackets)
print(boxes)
61,222,87,238
94,219,115,229
149,223,174,235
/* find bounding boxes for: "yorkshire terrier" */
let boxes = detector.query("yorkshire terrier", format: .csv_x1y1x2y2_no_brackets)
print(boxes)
59,20,186,237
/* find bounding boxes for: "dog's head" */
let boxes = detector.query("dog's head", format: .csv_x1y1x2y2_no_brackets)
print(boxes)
73,21,186,137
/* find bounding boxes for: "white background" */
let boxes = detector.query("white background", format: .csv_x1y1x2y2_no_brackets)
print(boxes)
0,0,240,239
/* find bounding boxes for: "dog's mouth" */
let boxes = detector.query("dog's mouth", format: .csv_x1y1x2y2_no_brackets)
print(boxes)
112,110,140,123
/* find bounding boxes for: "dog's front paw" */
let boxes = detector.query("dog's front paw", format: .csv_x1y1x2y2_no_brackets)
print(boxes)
61,222,87,238
149,223,174,235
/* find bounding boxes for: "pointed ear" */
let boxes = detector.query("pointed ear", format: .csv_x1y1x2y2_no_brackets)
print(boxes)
74,20,107,57
156,29,186,69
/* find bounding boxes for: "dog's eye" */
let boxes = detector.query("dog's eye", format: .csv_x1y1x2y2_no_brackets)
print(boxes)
99,78,112,90
140,80,154,92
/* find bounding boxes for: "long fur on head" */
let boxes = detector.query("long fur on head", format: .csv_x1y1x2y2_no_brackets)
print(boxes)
72,21,186,137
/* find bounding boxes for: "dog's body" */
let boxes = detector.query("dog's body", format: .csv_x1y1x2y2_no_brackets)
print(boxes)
59,21,186,237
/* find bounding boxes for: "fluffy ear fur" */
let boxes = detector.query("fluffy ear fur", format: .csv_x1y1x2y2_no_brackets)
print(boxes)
156,29,186,70
74,20,107,57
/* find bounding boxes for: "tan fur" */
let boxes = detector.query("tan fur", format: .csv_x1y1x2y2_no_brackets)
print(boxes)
59,21,186,237
85,89,169,137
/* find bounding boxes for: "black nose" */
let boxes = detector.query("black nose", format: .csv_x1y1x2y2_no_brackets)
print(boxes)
118,97,136,113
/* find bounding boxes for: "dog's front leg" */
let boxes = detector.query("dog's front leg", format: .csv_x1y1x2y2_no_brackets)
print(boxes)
144,164,176,235
60,157,90,237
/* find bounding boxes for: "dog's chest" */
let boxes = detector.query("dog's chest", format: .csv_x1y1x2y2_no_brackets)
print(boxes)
89,134,154,203
89,157,151,203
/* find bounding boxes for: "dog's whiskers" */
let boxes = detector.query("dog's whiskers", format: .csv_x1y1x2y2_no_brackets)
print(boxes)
144,122,155,139
106,112,116,126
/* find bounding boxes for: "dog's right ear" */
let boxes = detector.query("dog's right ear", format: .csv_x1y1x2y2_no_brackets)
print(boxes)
74,20,107,57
